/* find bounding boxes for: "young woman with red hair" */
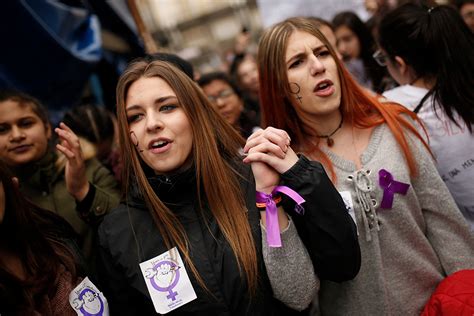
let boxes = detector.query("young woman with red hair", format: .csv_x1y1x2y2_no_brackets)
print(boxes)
257,16,474,315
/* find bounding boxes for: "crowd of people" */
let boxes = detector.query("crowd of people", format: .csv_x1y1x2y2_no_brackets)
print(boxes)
0,1,473,315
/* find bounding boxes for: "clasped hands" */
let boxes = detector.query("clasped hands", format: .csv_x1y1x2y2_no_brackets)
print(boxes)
243,127,298,194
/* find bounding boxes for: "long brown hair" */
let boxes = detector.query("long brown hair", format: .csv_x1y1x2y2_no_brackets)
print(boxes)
257,17,429,180
116,60,258,293
0,162,78,313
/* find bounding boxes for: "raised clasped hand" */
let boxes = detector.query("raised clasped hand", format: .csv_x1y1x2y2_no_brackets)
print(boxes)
243,127,298,193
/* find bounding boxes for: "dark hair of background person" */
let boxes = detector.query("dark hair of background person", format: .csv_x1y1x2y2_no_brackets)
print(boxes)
143,52,195,80
229,53,247,83
378,3,474,131
452,0,474,9
62,103,114,145
308,16,335,31
0,163,79,314
0,89,50,126
332,11,388,93
62,103,115,159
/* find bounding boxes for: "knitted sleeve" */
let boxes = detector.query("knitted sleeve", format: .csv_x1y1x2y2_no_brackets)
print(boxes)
261,216,319,311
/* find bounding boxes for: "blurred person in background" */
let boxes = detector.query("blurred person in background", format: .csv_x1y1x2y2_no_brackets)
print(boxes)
230,53,261,124
453,0,474,32
198,71,260,138
378,3,474,230
332,11,391,93
0,90,120,266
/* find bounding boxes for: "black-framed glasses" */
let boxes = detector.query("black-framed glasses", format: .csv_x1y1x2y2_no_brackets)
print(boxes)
373,49,388,67
207,89,235,103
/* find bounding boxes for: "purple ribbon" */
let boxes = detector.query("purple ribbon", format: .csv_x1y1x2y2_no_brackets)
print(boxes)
256,186,305,247
378,169,410,209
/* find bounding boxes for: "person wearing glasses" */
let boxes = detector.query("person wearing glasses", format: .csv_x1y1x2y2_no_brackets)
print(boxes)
378,3,474,230
198,71,260,138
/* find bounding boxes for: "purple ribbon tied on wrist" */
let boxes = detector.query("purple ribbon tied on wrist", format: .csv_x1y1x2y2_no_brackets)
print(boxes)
378,169,410,209
256,185,305,248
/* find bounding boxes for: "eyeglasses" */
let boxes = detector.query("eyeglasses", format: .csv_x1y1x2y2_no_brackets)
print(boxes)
207,89,235,103
373,49,388,67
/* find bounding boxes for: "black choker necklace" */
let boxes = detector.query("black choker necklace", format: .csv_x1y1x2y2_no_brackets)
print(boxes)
316,115,343,147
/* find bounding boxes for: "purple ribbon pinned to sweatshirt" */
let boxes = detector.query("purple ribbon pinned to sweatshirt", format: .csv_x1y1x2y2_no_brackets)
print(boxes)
256,186,305,248
378,169,410,209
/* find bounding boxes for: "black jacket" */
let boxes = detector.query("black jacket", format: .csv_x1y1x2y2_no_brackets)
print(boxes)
97,156,360,315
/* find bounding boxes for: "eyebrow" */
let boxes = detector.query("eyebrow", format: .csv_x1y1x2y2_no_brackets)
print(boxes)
126,95,178,111
286,44,327,65
0,115,37,124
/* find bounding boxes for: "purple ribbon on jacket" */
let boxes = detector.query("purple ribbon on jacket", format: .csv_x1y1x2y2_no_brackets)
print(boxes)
378,169,410,209
256,186,305,248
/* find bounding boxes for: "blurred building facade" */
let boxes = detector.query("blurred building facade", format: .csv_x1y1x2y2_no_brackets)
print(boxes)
136,0,262,73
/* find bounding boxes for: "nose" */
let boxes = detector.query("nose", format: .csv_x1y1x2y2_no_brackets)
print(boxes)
216,97,226,108
9,126,25,141
309,54,326,76
146,112,164,132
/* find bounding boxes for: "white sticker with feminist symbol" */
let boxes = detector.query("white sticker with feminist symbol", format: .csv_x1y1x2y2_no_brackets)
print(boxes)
139,247,197,314
69,277,109,316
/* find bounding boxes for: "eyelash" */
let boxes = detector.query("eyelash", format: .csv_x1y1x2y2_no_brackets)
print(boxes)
127,104,178,123
159,104,177,112
127,114,142,124
317,50,330,57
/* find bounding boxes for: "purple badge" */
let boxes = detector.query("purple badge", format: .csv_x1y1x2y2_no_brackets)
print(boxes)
378,169,410,209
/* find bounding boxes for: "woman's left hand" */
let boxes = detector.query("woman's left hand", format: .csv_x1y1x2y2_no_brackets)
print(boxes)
243,127,298,193
55,122,90,201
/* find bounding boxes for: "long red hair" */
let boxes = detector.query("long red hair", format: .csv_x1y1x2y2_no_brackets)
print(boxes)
257,17,429,181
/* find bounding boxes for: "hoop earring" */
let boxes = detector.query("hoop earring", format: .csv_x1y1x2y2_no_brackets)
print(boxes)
289,82,303,103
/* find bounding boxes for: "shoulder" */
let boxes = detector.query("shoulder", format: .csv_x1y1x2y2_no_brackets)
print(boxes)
383,85,428,110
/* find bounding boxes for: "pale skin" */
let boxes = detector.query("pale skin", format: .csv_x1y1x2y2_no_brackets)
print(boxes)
243,127,298,230
55,122,90,201
285,30,372,169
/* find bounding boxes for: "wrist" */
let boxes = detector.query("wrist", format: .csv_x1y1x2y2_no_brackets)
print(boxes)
256,193,282,210
255,185,276,194
73,182,90,201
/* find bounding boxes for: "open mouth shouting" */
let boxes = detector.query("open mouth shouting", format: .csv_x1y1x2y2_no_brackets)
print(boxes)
314,80,335,97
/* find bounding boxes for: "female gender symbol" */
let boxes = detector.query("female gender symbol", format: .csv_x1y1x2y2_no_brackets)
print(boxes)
149,260,181,301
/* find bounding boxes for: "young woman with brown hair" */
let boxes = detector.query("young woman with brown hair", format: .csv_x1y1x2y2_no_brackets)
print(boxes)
257,16,474,315
97,59,360,315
